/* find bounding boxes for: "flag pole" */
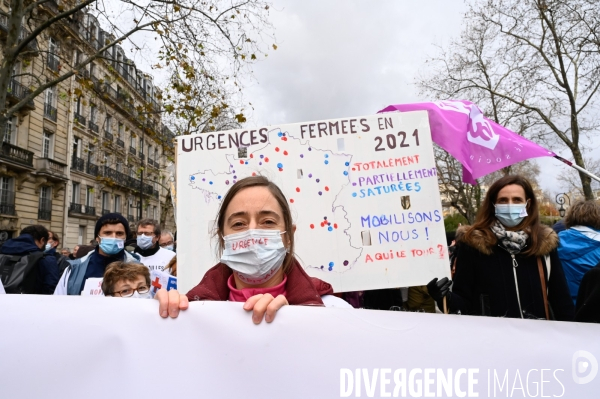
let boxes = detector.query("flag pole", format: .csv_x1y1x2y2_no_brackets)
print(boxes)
554,155,600,184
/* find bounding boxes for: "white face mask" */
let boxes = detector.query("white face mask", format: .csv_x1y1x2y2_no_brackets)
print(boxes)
126,291,152,299
137,234,154,250
220,229,288,285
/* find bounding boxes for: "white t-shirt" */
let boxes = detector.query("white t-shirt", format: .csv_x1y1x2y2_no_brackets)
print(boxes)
136,247,175,272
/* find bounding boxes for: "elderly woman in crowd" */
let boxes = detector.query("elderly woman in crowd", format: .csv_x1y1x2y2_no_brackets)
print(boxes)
156,176,350,323
557,200,600,304
102,262,151,298
428,175,574,320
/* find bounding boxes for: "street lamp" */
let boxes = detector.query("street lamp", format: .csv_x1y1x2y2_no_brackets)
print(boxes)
555,193,571,218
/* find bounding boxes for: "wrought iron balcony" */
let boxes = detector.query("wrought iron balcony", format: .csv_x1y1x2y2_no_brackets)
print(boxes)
117,138,124,148
89,121,99,133
38,198,52,220
139,153,145,162
86,163,99,176
104,131,113,141
129,146,136,155
71,156,85,172
7,79,35,109
0,189,16,216
74,113,86,126
153,188,159,199
0,15,38,52
44,103,57,122
102,209,110,215
0,142,34,168
69,203,97,217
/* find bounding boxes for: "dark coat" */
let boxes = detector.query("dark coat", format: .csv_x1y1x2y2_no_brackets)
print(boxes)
186,258,333,306
0,234,59,294
575,263,600,323
450,225,574,321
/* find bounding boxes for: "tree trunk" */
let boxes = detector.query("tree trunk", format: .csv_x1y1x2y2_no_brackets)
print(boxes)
571,147,594,200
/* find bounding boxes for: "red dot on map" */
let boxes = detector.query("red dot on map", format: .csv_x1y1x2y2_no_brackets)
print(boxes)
278,168,283,172
265,157,269,162
239,160,244,164
352,168,356,171
296,187,300,192
282,137,288,141
334,223,338,229
250,154,254,158
275,147,280,152
252,172,256,176
325,186,329,191
284,151,288,156
310,224,314,229
290,199,294,203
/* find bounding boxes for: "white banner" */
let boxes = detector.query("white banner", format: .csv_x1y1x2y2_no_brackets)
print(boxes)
176,112,450,293
1,296,599,398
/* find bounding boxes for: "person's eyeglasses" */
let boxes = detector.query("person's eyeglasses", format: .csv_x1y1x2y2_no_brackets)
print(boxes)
160,242,174,247
112,285,150,297
136,232,154,237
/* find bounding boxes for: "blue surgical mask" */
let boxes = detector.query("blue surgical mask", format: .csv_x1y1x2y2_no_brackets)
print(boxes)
137,235,154,250
99,237,125,255
44,243,52,252
495,203,528,227
164,245,174,251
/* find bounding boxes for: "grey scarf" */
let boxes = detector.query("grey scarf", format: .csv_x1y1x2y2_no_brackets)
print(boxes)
490,220,529,254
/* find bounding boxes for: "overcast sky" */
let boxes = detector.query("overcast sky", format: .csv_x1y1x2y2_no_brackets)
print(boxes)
125,0,597,195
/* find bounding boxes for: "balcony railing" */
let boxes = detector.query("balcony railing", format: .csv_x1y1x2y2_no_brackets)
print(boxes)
139,153,145,162
0,189,16,216
36,158,67,178
102,208,110,215
116,138,124,148
129,146,136,155
71,156,84,172
0,142,34,167
69,203,96,216
0,15,39,51
127,214,136,223
74,113,86,126
104,131,113,141
87,163,99,176
7,79,35,109
44,103,57,122
47,56,59,72
89,121,99,133
38,199,52,220
153,188,159,199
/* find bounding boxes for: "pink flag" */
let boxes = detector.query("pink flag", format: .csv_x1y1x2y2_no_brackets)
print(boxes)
378,101,555,184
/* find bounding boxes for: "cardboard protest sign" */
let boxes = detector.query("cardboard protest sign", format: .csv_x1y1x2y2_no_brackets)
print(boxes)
1,296,599,398
80,278,104,296
177,111,450,293
149,270,177,298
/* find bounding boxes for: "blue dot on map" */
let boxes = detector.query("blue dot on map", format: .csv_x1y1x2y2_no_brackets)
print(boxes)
218,195,222,200
209,181,213,185
277,163,283,168
345,162,350,166
329,262,334,267
233,175,237,179
325,154,329,158
352,192,357,197
245,161,248,165
260,155,264,159
278,132,283,137
343,171,348,175
324,160,329,165
328,226,333,232
190,176,195,180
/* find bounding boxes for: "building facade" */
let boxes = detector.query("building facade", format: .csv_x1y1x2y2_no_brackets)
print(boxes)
1,2,175,249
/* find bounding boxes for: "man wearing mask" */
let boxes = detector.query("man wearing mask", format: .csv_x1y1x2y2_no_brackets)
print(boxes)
133,219,175,272
0,225,58,294
54,213,141,295
159,231,175,251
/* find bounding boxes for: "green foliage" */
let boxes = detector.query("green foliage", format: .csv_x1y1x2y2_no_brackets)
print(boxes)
444,214,468,232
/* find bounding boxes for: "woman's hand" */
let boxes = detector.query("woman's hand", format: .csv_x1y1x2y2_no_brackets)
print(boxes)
156,288,189,318
243,294,288,324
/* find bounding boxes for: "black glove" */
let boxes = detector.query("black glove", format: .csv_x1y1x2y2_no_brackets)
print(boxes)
426,277,452,303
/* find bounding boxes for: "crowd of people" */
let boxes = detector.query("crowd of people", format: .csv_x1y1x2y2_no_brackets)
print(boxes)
1,174,599,324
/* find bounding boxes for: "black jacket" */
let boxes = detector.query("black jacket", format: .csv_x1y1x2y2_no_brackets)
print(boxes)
575,263,600,323
449,226,574,321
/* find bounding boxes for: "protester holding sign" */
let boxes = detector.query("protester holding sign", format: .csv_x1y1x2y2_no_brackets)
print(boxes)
156,176,350,322
54,213,142,295
428,175,574,320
